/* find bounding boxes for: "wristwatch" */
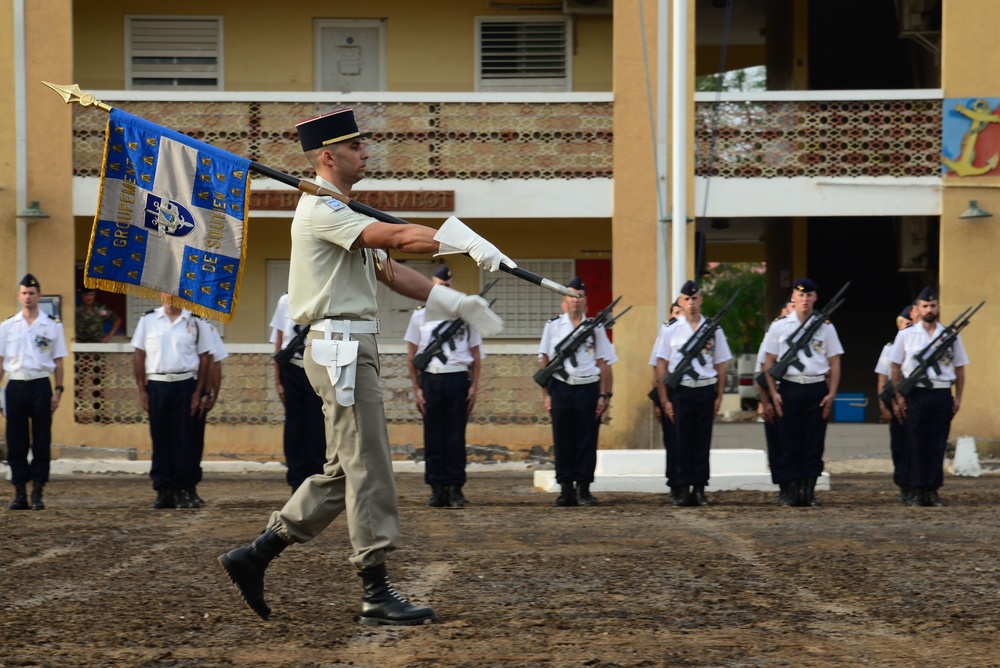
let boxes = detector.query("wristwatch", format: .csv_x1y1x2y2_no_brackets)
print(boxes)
599,392,613,399
54,385,65,392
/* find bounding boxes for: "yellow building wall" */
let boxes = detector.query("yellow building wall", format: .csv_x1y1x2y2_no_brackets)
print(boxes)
0,2,15,298
939,0,1000,440
74,1,612,92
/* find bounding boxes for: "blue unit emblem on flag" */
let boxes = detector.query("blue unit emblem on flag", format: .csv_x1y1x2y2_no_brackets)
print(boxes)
144,194,196,238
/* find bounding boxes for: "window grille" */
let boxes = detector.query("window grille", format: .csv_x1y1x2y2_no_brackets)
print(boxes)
476,17,571,92
126,16,223,90
480,259,574,338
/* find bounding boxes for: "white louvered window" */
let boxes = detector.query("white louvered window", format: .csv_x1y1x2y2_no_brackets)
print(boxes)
480,260,575,338
475,17,572,92
125,16,223,91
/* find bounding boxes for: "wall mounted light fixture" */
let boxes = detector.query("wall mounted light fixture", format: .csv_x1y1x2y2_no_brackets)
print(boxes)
959,200,991,220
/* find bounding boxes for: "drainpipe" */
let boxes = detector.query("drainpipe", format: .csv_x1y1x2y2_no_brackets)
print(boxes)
656,0,669,321
670,0,688,295
14,0,29,279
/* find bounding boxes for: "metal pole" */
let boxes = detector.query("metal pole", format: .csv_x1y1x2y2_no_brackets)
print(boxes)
14,0,29,281
670,0,688,296
656,0,669,321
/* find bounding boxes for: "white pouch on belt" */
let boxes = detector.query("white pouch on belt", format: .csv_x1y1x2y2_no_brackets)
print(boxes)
311,321,360,407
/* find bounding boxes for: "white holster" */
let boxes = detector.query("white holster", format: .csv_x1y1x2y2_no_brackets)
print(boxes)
311,320,361,407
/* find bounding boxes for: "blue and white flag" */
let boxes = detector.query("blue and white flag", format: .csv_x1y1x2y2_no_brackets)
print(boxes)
85,109,251,323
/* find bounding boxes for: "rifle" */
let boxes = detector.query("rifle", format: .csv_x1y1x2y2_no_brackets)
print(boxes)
766,282,850,381
890,301,983,398
412,279,499,371
664,289,741,389
273,325,309,367
533,296,629,388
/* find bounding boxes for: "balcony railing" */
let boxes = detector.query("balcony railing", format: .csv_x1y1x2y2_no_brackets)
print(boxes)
72,92,614,181
694,89,943,179
71,90,943,185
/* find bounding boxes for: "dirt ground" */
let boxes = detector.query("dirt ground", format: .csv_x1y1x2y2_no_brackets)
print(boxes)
2,470,1000,668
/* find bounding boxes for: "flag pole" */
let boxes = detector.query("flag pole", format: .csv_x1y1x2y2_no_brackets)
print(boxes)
43,81,579,299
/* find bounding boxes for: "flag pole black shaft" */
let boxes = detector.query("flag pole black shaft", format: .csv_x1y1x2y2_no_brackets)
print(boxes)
249,162,577,297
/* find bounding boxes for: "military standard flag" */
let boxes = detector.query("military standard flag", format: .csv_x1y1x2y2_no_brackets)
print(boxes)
85,109,251,322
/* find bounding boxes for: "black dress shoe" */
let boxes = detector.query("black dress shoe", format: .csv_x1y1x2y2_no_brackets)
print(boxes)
174,488,194,509
152,489,176,509
672,485,691,507
693,485,711,506
447,485,468,508
577,483,598,506
427,484,447,508
925,489,948,506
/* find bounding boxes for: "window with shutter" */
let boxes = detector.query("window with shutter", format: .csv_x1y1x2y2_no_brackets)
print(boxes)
475,17,572,92
125,16,223,91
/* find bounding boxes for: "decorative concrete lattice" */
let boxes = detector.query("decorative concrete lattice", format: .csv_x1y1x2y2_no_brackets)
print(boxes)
73,352,557,427
73,101,613,181
695,98,942,178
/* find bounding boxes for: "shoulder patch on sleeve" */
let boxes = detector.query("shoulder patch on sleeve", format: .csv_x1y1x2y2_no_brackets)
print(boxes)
325,198,347,212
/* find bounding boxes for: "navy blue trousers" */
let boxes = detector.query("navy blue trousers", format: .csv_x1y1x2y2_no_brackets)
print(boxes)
670,384,716,487
5,378,53,485
902,388,953,489
280,363,327,489
650,391,679,485
421,370,470,485
773,381,828,482
146,378,197,491
549,380,600,485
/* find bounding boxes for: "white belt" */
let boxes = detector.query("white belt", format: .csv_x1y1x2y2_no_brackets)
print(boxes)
6,370,50,381
558,374,601,386
312,319,380,335
927,380,953,389
147,372,196,382
783,374,827,384
680,377,717,388
289,358,305,368
423,364,468,374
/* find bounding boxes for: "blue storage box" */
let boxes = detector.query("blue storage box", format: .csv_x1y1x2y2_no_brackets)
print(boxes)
833,393,867,422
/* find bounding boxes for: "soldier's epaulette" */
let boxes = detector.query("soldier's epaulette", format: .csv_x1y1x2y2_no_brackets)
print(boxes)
664,317,677,326
143,309,155,315
547,315,560,322
416,305,425,311
772,315,786,322
53,316,61,323
904,322,913,329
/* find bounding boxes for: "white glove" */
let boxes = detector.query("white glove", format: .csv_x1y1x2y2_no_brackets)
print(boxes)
424,284,503,337
433,216,516,273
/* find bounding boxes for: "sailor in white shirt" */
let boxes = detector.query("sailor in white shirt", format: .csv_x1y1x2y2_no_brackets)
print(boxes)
538,276,615,507
762,278,844,507
874,306,914,502
270,293,326,494
186,321,228,508
888,287,969,507
0,274,68,511
405,264,484,508
131,292,212,509
648,302,682,500
653,280,733,507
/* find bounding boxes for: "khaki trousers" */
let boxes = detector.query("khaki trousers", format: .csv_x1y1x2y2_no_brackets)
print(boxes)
267,331,399,570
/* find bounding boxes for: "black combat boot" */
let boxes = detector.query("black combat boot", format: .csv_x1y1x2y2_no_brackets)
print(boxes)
358,563,436,626
777,481,795,507
555,483,578,507
218,529,289,620
190,487,205,507
693,485,711,506
447,484,468,508
427,484,447,508
30,482,45,510
577,482,598,506
174,488,195,509
904,486,925,507
802,478,821,507
151,488,175,509
7,484,29,511
668,486,684,504
924,488,947,507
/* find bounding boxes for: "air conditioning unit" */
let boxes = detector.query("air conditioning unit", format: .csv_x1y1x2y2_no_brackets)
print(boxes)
563,0,612,15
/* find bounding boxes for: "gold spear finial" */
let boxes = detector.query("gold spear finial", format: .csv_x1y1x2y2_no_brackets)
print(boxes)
41,81,113,112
